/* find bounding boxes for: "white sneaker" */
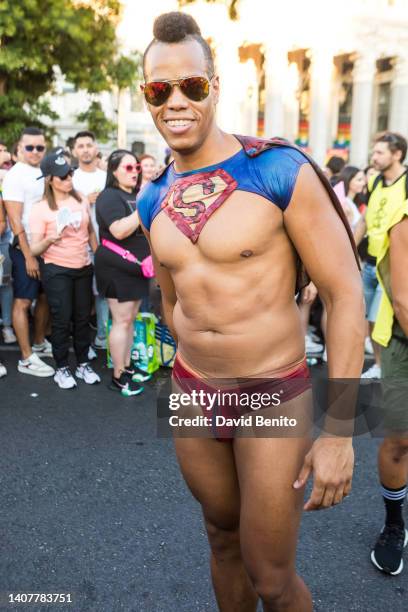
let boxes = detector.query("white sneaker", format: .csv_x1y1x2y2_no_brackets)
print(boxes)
88,346,97,361
2,326,16,344
93,336,107,350
365,337,374,355
307,327,321,343
305,334,323,354
322,347,327,363
75,362,101,385
18,353,55,377
32,339,52,357
54,366,77,389
0,362,7,378
361,363,382,380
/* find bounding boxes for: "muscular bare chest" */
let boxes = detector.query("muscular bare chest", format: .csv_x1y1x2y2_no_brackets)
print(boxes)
150,190,288,269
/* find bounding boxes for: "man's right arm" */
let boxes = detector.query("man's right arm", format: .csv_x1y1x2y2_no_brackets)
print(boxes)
4,200,39,278
142,226,178,343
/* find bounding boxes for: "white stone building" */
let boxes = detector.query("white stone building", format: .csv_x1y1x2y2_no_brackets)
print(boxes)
50,0,408,166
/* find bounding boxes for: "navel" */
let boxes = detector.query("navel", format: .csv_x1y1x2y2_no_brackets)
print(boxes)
240,250,253,258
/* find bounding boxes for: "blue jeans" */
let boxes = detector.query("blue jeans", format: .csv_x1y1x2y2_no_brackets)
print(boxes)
362,262,382,323
0,236,13,326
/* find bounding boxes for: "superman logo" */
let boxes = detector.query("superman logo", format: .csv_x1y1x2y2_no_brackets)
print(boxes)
161,168,237,243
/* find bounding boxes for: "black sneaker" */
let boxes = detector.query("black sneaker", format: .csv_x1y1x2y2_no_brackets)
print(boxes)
123,363,152,383
371,524,408,575
109,372,144,397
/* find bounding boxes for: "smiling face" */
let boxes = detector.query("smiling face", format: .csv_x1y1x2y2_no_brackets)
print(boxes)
143,39,219,156
113,154,140,191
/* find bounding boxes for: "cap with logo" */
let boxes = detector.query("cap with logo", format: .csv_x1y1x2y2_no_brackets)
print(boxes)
38,151,71,179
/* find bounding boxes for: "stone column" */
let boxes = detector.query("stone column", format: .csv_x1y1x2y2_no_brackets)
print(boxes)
283,62,300,144
308,50,334,165
239,59,259,136
263,43,288,138
350,54,376,167
215,42,243,133
389,55,408,136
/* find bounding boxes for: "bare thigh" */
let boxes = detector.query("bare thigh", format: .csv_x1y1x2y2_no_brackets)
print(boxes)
234,433,311,583
174,436,240,528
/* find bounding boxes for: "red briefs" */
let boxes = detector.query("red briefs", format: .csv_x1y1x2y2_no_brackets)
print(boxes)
172,354,311,441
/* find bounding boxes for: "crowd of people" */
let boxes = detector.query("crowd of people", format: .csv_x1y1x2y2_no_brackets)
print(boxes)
0,128,159,393
302,134,406,378
1,128,405,389
1,9,408,609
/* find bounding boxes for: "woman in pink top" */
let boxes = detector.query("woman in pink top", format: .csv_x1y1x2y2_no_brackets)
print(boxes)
29,151,100,389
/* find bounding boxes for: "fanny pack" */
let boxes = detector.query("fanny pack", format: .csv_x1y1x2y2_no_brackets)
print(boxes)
101,238,154,278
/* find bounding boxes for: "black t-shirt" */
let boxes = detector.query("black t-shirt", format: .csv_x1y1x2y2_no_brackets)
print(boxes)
96,187,149,260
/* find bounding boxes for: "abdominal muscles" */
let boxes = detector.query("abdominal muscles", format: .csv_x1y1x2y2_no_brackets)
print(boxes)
172,264,305,378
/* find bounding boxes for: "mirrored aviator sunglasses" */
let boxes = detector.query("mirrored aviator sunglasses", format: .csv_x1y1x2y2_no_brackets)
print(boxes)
142,76,211,106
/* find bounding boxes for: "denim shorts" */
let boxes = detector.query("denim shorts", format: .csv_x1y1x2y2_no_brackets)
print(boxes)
9,244,40,300
362,262,382,322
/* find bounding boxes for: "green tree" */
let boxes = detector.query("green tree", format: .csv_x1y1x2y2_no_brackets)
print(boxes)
178,0,239,20
0,0,140,145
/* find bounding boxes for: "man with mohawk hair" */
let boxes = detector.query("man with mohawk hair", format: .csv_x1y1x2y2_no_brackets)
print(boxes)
138,11,364,611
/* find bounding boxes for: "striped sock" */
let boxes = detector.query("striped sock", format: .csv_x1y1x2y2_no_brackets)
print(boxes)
381,483,407,527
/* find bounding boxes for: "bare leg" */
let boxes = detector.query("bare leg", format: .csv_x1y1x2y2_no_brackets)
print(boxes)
33,292,49,345
174,437,258,612
124,300,141,367
378,437,408,489
12,298,32,359
234,434,313,612
321,304,327,340
107,298,135,378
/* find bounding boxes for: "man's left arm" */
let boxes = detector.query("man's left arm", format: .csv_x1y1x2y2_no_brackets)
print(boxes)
284,163,365,510
389,216,408,336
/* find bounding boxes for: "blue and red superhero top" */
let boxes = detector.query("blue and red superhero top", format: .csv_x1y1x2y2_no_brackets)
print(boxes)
137,136,309,241
136,135,359,289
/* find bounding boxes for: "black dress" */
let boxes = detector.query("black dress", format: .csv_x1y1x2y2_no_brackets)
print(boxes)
95,187,150,302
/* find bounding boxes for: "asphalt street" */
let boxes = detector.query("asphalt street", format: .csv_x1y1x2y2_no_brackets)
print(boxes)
0,347,407,612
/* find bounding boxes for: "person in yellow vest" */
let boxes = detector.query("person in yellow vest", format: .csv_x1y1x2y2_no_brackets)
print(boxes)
354,132,408,379
369,195,408,575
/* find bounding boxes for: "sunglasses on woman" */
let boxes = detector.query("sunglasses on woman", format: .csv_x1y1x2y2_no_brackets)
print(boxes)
121,163,141,173
56,169,74,181
141,76,212,107
25,145,46,152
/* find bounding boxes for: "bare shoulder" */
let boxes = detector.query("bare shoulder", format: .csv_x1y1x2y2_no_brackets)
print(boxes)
289,163,333,208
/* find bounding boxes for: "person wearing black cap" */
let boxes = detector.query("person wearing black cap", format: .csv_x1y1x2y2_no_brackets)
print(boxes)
29,151,100,389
